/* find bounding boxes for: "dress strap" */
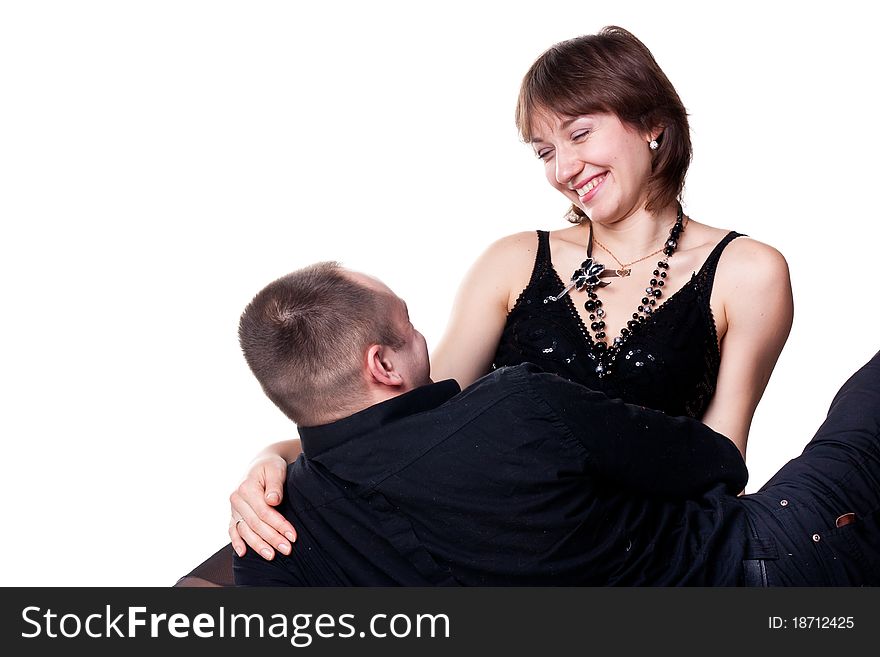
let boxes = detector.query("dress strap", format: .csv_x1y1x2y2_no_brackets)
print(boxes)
536,230,551,263
531,230,553,281
507,231,554,313
696,231,745,283
692,230,745,317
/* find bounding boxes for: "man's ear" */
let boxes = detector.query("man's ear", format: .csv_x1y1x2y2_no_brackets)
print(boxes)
365,344,404,387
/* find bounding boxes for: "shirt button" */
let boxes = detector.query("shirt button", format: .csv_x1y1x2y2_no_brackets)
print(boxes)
780,499,789,507
812,533,821,542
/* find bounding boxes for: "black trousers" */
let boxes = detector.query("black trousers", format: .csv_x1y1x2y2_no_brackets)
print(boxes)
740,350,880,585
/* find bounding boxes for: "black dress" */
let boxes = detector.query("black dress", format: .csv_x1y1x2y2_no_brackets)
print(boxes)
493,230,743,418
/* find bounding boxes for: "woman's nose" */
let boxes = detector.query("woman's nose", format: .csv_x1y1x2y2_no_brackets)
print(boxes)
555,145,583,185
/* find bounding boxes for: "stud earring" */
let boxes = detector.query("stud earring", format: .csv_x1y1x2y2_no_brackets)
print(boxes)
649,139,659,150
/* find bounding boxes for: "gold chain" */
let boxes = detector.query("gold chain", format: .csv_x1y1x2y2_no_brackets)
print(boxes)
593,238,665,270
591,216,689,275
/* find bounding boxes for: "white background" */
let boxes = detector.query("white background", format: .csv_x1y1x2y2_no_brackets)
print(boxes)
1,0,877,586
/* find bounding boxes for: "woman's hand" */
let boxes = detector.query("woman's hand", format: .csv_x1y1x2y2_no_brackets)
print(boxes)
229,440,302,559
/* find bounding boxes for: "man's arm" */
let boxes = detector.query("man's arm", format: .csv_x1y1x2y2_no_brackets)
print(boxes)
531,371,748,496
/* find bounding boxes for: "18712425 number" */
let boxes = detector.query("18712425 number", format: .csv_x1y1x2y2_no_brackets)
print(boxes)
768,617,854,629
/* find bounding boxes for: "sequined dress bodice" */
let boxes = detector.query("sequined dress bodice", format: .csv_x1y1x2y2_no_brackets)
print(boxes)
493,230,743,418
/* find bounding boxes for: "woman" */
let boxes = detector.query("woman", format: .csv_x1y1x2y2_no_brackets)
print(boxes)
179,27,792,585
431,27,793,451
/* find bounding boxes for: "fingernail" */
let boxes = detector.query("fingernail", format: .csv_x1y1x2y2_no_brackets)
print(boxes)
278,542,290,554
267,492,280,503
285,532,296,543
236,547,245,557
260,548,273,559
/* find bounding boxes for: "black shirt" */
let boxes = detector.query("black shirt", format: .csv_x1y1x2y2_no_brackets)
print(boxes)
234,364,750,586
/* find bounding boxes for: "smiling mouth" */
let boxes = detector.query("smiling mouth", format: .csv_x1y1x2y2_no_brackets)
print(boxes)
576,173,607,198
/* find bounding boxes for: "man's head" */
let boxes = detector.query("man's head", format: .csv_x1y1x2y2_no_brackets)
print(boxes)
238,262,431,426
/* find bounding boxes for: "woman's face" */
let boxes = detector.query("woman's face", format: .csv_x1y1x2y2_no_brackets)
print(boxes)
529,110,656,224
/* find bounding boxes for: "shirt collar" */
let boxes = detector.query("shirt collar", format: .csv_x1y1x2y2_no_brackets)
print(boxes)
297,379,461,458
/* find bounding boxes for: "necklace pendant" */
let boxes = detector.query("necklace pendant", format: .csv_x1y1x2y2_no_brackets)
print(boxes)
544,282,573,303
616,268,631,277
570,258,606,291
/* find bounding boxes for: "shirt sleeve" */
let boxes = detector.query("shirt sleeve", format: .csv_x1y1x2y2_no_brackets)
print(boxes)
528,369,748,496
233,550,306,586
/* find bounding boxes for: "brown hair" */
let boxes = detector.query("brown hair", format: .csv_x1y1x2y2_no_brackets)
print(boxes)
238,262,406,426
515,26,691,217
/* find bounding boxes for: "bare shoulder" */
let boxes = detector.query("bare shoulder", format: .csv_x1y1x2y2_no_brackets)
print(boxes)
717,235,791,286
460,230,541,308
690,221,792,332
484,230,540,256
684,218,788,281
713,234,793,333
471,230,540,276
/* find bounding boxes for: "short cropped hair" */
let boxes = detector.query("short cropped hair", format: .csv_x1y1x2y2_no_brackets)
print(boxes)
516,26,692,217
238,262,406,426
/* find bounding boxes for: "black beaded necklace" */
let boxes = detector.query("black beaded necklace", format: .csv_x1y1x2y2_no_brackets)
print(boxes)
544,205,685,377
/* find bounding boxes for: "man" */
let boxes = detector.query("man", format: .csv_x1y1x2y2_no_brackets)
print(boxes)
232,261,880,586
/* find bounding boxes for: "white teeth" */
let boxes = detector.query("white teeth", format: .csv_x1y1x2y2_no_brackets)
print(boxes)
578,174,605,196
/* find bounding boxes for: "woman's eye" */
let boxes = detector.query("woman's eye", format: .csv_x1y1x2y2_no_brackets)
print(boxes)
536,149,553,161
572,130,590,141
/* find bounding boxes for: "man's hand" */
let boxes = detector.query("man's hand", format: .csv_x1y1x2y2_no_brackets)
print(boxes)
229,454,297,560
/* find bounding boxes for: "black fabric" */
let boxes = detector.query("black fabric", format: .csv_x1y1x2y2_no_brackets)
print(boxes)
174,544,235,587
493,230,742,418
739,352,880,585
234,364,752,586
234,354,880,586
180,230,742,586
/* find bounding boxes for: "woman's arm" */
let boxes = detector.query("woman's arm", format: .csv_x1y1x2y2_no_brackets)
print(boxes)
430,232,534,386
229,438,302,559
700,239,794,458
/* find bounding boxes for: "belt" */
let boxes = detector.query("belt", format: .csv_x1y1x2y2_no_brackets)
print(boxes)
742,513,778,587
742,557,767,587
